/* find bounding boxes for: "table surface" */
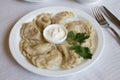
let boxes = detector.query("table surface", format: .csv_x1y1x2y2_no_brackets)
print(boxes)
0,0,120,80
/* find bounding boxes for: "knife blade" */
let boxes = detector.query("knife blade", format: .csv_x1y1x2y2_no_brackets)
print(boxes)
100,6,120,29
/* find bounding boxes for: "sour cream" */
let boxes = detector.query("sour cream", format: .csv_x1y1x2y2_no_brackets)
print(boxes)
43,24,68,44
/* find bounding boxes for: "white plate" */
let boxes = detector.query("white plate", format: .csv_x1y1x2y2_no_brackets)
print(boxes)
9,7,104,77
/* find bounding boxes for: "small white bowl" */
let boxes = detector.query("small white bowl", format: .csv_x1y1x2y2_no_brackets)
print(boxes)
43,24,68,44
76,0,99,3
24,0,48,2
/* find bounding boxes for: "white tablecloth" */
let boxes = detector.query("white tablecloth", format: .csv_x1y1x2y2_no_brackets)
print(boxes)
0,0,120,80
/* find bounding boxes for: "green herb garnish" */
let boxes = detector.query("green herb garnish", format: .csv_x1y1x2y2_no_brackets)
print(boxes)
75,33,90,44
67,31,92,59
71,45,92,59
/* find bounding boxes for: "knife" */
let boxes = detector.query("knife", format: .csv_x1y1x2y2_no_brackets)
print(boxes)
100,6,120,29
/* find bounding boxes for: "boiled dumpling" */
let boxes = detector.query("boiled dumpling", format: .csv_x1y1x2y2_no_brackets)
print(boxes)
45,49,62,70
20,40,39,56
20,40,54,56
62,50,81,69
31,49,62,70
33,43,54,54
20,22,41,40
66,20,92,34
34,13,51,32
57,43,81,69
31,54,46,68
81,33,97,53
52,11,74,25
66,20,96,53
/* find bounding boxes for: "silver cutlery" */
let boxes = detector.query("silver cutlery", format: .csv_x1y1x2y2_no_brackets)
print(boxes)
92,7,120,44
100,6,120,29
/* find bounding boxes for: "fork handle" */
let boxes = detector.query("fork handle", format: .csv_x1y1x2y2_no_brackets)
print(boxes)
108,26,120,44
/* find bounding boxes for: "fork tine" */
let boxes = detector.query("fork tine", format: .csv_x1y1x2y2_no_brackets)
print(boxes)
95,7,102,22
92,7,102,23
92,7,100,22
95,7,105,22
92,6,107,25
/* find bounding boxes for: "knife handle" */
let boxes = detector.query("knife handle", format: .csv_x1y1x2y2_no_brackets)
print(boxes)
108,26,120,45
101,6,120,29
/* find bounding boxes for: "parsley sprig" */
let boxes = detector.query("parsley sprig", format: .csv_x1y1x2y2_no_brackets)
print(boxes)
67,31,92,59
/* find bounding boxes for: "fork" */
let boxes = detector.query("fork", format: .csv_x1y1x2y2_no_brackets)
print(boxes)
92,7,120,44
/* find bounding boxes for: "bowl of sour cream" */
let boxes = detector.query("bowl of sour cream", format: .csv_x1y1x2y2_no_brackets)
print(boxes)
43,24,68,44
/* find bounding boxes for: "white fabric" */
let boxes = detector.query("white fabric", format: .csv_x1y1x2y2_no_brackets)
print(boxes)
0,0,120,80
100,0,120,20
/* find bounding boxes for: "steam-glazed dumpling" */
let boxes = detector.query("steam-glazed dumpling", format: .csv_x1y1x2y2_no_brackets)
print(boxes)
57,43,81,69
66,20,93,34
66,20,96,53
21,22,41,40
52,11,74,25
34,43,54,54
31,49,62,70
20,40,39,56
20,40,53,56
34,13,51,32
81,33,97,53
